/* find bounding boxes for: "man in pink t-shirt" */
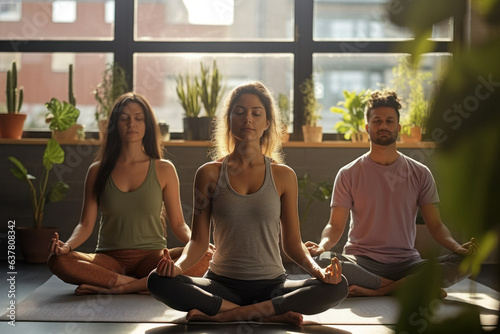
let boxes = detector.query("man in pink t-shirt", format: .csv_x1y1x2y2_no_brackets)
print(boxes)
305,90,478,297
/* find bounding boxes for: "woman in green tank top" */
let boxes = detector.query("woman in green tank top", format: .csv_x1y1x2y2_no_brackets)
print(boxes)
47,92,211,295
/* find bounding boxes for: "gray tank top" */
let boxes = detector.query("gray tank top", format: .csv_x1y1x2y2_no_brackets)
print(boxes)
210,155,286,280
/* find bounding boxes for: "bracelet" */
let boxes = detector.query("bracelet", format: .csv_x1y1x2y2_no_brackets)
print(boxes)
67,244,72,252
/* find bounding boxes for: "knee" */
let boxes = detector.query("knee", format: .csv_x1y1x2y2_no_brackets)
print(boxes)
146,270,162,294
338,274,349,297
147,271,175,296
324,275,349,306
47,252,72,275
147,272,185,307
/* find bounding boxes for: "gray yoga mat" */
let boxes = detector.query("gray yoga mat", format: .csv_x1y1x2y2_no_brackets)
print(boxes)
6,275,498,326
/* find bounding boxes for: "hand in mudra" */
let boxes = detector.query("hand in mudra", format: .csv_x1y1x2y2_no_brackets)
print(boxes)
320,257,343,284
156,248,183,277
456,237,480,255
48,232,71,255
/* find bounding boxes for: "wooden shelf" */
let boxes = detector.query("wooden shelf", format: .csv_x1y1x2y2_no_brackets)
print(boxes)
0,138,437,148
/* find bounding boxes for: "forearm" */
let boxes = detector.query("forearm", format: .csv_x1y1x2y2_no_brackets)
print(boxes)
175,238,208,272
318,224,343,251
285,242,322,277
428,224,462,252
65,223,94,249
171,223,192,245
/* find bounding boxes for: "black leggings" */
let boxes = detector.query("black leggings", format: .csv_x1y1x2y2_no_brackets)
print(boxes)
147,270,348,316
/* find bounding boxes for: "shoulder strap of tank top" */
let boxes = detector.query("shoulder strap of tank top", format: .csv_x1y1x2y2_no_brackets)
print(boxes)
146,157,156,184
212,156,229,198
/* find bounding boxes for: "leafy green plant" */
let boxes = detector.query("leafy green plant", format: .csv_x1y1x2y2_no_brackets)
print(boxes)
392,56,433,133
198,60,225,117
94,62,128,121
331,89,370,140
298,173,333,225
300,76,322,127
176,73,201,118
5,60,24,114
388,0,500,332
7,98,80,229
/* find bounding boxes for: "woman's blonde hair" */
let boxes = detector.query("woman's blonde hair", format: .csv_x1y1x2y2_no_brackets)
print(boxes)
210,81,284,164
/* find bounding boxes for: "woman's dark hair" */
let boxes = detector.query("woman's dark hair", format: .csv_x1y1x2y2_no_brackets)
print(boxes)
93,92,163,202
365,90,402,122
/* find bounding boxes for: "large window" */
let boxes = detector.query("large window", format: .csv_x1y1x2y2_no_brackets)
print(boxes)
135,53,293,131
0,1,114,40
314,0,453,41
314,53,451,133
136,0,294,41
0,52,110,129
0,0,457,138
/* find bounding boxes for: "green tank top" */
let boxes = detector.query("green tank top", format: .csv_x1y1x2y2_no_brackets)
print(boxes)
96,158,166,251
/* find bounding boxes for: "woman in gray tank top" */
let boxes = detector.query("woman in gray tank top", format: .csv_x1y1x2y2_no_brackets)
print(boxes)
148,82,348,326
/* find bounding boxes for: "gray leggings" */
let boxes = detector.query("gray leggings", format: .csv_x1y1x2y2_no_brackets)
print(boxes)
147,270,348,317
316,252,469,289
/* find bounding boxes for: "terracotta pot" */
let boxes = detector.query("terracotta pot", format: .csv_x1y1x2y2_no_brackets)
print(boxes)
16,227,58,263
302,125,323,143
54,124,85,141
0,113,27,139
400,126,422,143
351,132,369,143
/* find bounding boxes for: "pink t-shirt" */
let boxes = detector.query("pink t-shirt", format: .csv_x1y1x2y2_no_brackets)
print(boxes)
331,152,439,264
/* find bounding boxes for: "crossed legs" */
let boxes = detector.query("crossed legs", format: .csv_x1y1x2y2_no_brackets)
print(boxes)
316,252,468,297
147,271,348,325
48,248,171,295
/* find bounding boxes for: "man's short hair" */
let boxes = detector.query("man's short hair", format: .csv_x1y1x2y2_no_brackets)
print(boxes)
365,90,402,122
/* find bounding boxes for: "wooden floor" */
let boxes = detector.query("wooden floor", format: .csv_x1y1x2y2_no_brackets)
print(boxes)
1,261,498,334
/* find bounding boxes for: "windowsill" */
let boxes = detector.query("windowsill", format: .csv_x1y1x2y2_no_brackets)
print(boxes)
0,138,437,148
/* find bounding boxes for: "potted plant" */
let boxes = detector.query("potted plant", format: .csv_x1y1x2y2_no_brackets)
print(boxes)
197,60,225,141
392,57,433,142
176,72,202,140
8,98,80,263
53,64,85,141
0,60,26,139
300,76,323,143
278,93,291,143
331,89,371,142
94,62,129,140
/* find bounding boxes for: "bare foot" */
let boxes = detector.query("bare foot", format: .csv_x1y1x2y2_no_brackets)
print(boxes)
379,277,394,288
348,285,380,297
75,284,149,295
75,284,113,295
187,309,302,326
186,309,215,322
263,311,303,326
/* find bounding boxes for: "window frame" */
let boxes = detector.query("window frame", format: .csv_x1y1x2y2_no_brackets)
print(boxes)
0,0,461,140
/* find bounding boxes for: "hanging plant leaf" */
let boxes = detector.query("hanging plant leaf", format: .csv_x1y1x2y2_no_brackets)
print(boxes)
7,156,28,181
46,97,80,132
46,181,69,203
43,139,65,170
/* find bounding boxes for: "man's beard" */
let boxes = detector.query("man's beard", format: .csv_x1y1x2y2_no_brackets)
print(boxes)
370,130,398,146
